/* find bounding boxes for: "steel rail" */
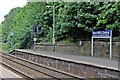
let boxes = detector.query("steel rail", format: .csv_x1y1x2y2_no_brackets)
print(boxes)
0,61,33,80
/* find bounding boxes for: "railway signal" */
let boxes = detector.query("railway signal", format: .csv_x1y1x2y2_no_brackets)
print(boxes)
30,25,42,50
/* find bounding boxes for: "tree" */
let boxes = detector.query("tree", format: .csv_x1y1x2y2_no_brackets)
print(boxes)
1,1,120,51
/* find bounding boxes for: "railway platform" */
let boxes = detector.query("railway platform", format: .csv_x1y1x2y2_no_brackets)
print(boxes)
15,49,119,71
9,49,119,78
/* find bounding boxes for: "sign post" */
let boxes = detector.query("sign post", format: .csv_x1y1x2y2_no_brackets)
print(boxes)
110,31,112,59
91,30,112,59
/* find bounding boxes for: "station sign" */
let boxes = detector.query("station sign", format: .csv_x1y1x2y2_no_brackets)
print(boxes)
92,30,112,37
91,30,112,59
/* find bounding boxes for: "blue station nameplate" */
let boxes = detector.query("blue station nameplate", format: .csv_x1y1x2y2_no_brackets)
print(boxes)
92,30,112,37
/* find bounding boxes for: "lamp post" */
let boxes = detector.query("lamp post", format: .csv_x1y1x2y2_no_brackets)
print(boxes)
10,32,14,49
46,5,55,52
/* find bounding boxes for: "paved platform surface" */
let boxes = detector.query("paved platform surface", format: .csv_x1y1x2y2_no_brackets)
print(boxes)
16,49,119,71
0,65,22,78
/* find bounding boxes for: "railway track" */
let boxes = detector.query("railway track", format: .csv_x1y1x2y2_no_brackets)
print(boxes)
0,52,82,80
0,53,52,80
0,61,33,80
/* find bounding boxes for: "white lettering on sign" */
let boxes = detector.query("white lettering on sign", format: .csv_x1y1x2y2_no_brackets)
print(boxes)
92,30,111,37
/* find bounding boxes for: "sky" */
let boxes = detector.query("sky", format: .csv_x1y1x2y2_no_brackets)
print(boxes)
0,0,28,23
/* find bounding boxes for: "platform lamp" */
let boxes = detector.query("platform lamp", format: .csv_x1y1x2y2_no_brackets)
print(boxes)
46,5,55,52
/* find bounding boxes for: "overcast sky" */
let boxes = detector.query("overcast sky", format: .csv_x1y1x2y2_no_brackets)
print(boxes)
0,0,28,23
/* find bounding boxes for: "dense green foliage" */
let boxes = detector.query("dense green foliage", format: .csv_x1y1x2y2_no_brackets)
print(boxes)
1,2,120,51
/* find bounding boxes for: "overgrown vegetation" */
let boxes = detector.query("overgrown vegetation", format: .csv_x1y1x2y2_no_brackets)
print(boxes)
1,1,120,51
